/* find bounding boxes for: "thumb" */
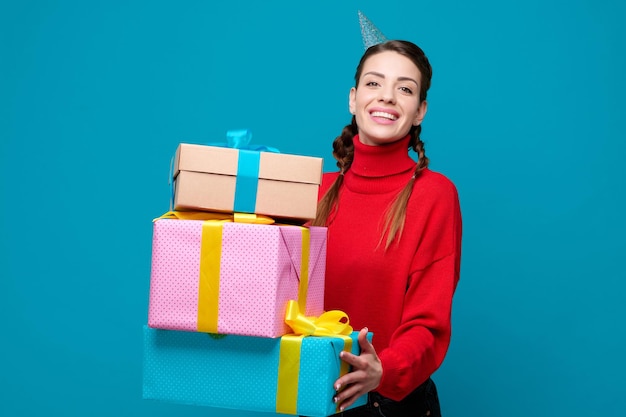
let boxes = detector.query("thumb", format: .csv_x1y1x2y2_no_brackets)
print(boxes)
358,327,374,354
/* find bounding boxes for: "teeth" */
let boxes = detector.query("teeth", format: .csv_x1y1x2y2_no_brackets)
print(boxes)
371,111,398,120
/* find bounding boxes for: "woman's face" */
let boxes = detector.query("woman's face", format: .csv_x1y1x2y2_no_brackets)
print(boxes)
349,50,428,146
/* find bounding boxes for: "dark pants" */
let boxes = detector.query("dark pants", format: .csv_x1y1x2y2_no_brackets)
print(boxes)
334,378,441,417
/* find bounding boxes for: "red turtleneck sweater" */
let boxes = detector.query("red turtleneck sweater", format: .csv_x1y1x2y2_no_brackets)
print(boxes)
319,135,462,401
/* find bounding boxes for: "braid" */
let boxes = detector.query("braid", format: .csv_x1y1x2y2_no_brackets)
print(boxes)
411,125,429,174
333,119,357,173
312,118,357,227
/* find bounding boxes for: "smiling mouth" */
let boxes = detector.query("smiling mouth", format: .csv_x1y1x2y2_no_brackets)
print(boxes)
370,111,398,121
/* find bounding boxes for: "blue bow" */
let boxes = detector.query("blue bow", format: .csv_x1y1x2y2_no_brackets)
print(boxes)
169,130,280,211
209,129,280,153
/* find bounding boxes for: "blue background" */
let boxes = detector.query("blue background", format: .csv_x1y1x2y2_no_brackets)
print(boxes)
1,1,624,416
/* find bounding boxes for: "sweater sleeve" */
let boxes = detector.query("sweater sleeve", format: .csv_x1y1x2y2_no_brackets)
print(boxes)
376,177,462,401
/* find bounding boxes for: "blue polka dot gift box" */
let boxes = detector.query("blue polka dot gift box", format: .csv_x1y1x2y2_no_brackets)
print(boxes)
147,213,327,338
142,326,372,417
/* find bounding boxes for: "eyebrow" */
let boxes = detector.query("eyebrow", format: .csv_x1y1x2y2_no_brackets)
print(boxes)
363,71,419,87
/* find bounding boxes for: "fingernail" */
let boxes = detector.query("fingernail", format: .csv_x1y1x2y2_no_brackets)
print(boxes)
335,383,341,390
333,396,338,403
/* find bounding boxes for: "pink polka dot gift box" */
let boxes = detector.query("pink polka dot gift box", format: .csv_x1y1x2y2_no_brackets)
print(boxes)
147,216,327,338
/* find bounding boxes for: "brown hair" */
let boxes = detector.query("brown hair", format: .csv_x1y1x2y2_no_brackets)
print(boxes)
312,40,433,249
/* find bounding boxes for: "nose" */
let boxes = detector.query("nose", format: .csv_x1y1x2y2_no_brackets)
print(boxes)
378,86,396,103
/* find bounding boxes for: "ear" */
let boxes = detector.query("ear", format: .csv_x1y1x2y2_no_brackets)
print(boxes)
349,87,357,115
413,100,428,126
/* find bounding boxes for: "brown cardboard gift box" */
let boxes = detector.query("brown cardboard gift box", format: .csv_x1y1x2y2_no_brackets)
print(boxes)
172,143,323,221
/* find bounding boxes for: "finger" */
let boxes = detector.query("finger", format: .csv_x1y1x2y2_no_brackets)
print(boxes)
334,382,360,405
334,380,359,402
333,365,362,392
338,350,360,367
335,384,365,412
338,395,357,412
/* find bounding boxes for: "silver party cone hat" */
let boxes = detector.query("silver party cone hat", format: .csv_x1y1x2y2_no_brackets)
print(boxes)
358,10,388,49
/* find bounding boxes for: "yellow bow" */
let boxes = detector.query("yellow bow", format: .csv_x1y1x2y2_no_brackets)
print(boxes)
277,301,354,414
284,300,353,336
155,210,275,224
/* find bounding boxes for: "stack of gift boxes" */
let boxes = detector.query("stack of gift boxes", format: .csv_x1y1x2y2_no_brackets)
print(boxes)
142,135,370,417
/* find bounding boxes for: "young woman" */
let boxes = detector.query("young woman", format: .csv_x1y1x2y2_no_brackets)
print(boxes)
313,40,462,417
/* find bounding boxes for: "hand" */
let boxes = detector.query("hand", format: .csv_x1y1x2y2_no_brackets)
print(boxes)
332,327,382,411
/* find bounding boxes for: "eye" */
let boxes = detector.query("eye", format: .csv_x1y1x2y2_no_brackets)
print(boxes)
365,81,380,87
400,86,414,94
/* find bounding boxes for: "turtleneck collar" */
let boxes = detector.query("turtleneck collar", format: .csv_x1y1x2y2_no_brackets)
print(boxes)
350,134,416,177
344,134,418,194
